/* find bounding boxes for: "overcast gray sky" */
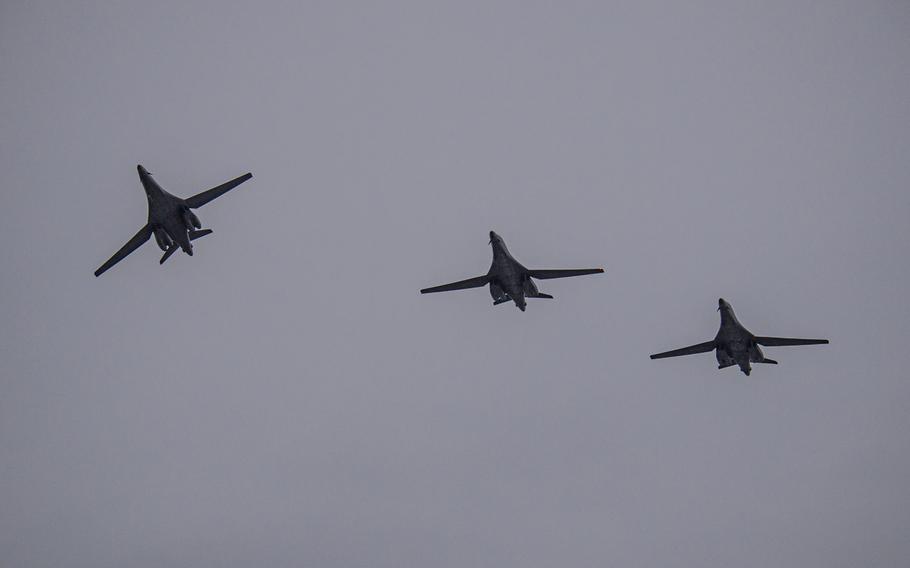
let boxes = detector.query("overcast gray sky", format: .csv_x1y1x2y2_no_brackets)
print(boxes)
1,1,909,566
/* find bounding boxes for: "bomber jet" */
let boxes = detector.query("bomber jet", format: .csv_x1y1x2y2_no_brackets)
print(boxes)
650,298,828,375
420,231,603,311
94,165,252,276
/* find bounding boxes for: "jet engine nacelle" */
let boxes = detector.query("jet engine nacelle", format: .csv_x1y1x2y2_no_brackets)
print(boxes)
153,227,172,251
182,208,202,230
748,344,766,363
489,281,509,303
716,349,735,368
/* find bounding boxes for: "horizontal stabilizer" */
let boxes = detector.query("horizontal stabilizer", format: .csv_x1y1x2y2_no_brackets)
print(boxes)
650,340,716,360
756,358,778,364
189,229,212,241
754,336,829,347
493,297,510,306
421,275,489,294
530,293,554,299
160,245,178,265
185,172,253,209
527,268,603,280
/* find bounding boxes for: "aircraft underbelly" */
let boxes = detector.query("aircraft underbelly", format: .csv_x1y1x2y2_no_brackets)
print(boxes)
716,350,735,367
163,219,190,250
489,266,526,309
717,336,751,365
153,227,172,251
489,282,509,302
490,264,523,295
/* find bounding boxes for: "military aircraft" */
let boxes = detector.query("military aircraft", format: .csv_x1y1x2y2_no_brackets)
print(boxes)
420,231,603,311
94,165,252,276
650,298,829,375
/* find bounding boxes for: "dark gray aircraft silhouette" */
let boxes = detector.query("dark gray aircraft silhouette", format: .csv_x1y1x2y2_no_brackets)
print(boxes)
650,298,829,375
420,231,603,311
94,165,252,276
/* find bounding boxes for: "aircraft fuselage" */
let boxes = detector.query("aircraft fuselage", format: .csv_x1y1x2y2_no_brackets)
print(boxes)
488,240,527,309
714,299,766,375
486,233,534,311
140,165,197,256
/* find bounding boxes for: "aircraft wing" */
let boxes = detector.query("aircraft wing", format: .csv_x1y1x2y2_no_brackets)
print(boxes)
754,336,829,346
420,275,489,294
94,224,153,277
527,268,604,280
650,341,716,359
184,172,253,209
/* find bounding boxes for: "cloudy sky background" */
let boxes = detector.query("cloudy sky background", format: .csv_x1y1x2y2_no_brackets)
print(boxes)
1,1,909,566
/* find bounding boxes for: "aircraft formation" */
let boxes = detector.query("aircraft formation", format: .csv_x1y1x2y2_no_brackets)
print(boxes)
95,164,828,376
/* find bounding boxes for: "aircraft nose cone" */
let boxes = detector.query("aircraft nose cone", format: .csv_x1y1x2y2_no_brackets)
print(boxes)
137,164,148,175
718,298,728,309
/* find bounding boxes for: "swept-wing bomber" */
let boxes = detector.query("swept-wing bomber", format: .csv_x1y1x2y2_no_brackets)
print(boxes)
650,298,829,375
421,231,603,311
94,165,252,276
